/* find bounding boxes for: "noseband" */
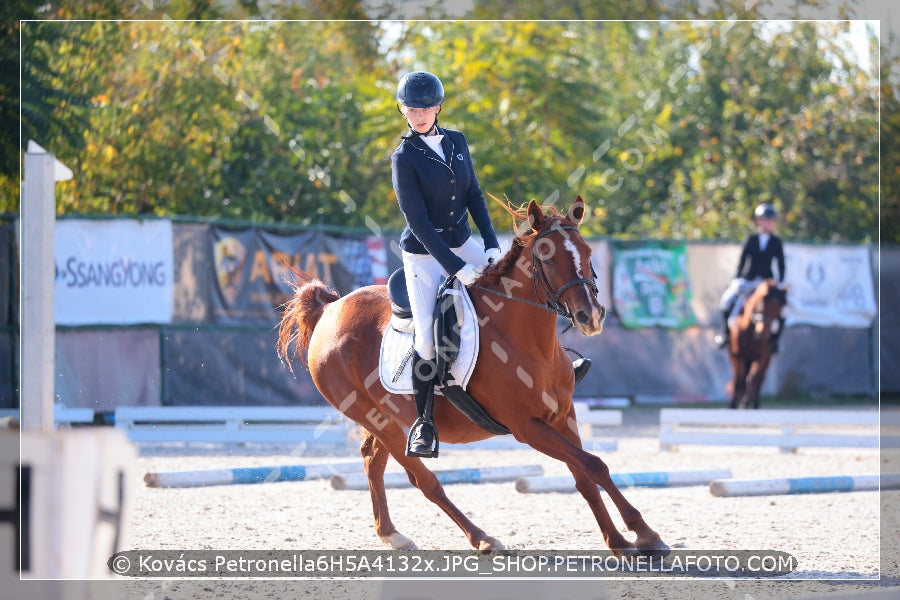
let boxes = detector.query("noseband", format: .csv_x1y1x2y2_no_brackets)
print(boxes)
531,224,600,324
749,290,783,335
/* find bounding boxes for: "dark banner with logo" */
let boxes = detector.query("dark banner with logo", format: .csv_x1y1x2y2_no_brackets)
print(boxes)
210,227,356,325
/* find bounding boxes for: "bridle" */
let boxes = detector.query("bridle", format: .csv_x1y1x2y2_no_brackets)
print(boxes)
472,223,600,326
749,289,784,335
532,224,600,322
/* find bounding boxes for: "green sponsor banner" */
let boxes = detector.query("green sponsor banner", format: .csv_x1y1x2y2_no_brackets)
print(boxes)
612,241,696,329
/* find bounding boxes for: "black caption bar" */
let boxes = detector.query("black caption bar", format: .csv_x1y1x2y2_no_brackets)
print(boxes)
109,550,797,578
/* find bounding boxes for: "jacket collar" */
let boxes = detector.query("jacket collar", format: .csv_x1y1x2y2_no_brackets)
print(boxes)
407,127,455,165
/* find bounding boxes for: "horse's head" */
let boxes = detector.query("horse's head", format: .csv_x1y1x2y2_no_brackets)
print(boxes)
523,196,606,336
748,279,787,337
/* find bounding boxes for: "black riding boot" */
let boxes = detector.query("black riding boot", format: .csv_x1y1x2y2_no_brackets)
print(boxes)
573,358,591,386
770,316,785,354
406,351,439,458
714,308,731,349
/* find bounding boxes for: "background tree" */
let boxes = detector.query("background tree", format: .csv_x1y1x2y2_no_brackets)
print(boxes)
4,0,885,244
882,30,900,244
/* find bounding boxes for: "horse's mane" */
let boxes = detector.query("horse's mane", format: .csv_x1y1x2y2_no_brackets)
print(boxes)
479,194,572,287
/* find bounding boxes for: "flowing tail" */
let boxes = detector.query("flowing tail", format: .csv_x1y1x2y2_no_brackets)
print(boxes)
276,272,341,375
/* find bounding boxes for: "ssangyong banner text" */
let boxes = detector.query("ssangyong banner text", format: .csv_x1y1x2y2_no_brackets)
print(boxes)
54,219,173,325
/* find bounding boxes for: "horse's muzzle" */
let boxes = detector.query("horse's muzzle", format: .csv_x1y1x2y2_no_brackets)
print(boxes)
574,304,606,335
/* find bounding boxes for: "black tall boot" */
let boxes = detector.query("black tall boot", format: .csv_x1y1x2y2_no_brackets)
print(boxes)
406,351,439,458
573,358,591,386
714,308,731,349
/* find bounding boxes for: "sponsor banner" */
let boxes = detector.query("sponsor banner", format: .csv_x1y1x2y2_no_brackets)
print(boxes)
211,227,356,325
55,219,173,325
612,241,696,329
366,236,388,285
783,243,876,328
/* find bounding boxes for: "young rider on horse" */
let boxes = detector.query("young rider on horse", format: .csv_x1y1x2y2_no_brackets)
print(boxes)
391,71,589,458
715,202,787,353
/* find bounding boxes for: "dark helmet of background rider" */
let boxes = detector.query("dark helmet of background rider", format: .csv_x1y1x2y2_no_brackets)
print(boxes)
754,203,777,220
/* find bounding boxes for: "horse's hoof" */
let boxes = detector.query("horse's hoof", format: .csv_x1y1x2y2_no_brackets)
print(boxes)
475,537,505,553
638,538,671,558
384,533,418,551
610,545,638,558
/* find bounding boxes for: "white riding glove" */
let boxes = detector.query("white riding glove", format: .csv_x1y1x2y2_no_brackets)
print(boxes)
485,247,502,265
455,263,483,287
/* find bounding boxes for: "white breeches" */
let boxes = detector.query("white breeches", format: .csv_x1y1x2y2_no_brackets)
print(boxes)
719,277,762,312
402,237,488,360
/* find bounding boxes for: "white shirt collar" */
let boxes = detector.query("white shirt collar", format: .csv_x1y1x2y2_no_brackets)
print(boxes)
421,134,445,160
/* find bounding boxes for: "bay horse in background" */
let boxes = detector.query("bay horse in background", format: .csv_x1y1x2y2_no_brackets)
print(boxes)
277,196,668,556
727,278,788,409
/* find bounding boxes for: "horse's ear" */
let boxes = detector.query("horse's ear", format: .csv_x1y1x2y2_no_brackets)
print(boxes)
527,199,543,231
567,195,586,226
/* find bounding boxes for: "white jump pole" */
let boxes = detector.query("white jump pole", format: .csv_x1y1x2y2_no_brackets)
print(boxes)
144,461,365,488
709,474,900,497
515,469,732,493
331,465,544,491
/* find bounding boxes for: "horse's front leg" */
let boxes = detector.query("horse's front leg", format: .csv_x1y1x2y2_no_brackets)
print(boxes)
729,354,748,409
746,356,770,409
514,416,667,556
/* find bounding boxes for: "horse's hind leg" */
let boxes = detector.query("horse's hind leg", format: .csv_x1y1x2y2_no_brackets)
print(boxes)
360,430,416,550
363,421,502,552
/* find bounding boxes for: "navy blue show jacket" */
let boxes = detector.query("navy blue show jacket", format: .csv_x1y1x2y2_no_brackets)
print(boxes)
391,127,499,276
736,233,785,282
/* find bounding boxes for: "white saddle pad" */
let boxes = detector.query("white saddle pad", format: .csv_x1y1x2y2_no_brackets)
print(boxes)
379,280,480,395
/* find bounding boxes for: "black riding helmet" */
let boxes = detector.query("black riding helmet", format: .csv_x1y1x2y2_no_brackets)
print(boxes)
396,71,444,139
396,71,444,108
754,203,777,220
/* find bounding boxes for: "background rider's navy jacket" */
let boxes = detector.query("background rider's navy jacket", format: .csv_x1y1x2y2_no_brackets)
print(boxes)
392,126,499,276
736,233,785,281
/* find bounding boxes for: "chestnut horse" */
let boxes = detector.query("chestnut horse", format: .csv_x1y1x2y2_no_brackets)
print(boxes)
277,197,667,555
727,278,788,409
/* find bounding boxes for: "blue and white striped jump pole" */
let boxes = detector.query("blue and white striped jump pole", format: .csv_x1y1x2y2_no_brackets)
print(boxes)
709,474,900,497
515,469,732,493
144,461,364,488
331,465,544,491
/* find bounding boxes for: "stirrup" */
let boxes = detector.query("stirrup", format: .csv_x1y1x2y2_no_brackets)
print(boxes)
405,418,439,458
573,358,591,386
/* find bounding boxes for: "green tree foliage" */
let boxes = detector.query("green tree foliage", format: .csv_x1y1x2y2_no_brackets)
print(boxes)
882,30,900,244
4,1,883,244
658,21,878,242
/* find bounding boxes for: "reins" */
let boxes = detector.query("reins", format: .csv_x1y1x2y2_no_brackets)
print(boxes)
470,223,599,327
